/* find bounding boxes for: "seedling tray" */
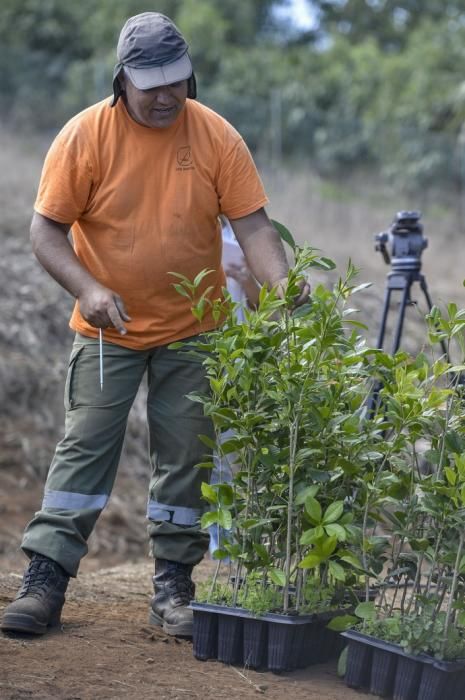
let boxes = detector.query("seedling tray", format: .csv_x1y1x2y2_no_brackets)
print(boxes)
191,602,345,673
342,629,465,700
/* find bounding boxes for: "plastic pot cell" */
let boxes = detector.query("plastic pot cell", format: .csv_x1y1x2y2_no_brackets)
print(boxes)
392,655,423,700
217,612,243,665
192,606,218,661
242,617,268,670
369,647,397,698
344,636,373,690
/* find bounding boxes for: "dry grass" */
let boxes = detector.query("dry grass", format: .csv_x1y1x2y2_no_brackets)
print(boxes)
264,165,465,353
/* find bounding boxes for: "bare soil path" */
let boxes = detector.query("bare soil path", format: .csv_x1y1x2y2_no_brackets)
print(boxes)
0,464,373,699
0,561,374,700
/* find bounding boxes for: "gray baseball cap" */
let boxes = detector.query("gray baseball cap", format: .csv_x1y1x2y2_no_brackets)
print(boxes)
111,12,196,106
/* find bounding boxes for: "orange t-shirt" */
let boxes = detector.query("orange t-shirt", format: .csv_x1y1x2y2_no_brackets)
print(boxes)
34,97,268,350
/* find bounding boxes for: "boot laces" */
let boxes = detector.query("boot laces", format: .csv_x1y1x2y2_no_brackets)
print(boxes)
167,567,194,606
19,556,64,598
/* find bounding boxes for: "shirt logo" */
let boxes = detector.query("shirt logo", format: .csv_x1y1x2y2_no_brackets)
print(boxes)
176,146,195,171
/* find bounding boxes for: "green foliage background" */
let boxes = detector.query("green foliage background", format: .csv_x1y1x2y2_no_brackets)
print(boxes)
2,0,465,189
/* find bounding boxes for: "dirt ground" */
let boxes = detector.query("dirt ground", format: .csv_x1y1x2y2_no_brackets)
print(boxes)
0,563,373,700
0,467,372,700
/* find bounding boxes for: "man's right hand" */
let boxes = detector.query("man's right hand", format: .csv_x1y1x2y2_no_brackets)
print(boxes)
30,213,131,335
78,284,131,335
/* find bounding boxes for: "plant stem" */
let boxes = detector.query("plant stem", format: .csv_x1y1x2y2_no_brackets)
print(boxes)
432,567,448,622
436,390,454,481
295,532,302,611
441,531,464,657
209,559,222,601
425,525,443,596
284,417,299,612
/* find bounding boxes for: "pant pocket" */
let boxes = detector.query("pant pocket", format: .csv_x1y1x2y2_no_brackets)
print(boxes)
64,345,85,410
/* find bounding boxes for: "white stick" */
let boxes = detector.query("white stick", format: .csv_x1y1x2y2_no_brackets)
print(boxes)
99,329,104,391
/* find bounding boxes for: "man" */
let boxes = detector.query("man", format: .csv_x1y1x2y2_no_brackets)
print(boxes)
1,12,309,638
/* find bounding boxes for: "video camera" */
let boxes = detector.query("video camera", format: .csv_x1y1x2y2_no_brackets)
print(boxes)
374,211,428,273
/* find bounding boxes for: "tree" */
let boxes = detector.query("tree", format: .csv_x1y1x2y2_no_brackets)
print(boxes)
310,0,465,49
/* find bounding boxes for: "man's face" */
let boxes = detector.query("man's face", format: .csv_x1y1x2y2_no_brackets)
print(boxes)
121,76,188,129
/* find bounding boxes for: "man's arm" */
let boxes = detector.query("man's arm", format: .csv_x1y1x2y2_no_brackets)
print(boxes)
30,212,130,334
229,208,310,306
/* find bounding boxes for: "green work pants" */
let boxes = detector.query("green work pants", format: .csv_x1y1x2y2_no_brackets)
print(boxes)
21,333,213,576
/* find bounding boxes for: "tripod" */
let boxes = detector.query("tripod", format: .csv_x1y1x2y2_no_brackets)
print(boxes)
376,263,447,356
368,211,448,415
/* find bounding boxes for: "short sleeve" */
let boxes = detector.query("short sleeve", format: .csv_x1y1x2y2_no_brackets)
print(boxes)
34,120,93,225
217,126,268,220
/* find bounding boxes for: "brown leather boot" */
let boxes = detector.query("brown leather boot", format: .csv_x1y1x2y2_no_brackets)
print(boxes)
1,553,69,635
149,559,195,636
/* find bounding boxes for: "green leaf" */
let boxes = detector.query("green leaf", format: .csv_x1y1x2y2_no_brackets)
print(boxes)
217,509,232,530
171,283,192,300
328,560,346,581
200,482,217,504
344,319,369,330
192,301,206,322
212,548,230,560
168,271,190,280
269,568,286,586
313,256,336,271
324,523,347,541
305,496,322,524
253,543,269,561
217,484,234,506
337,645,348,677
271,219,296,251
320,535,338,559
201,511,220,528
195,461,215,470
355,602,376,621
323,501,344,524
299,552,323,569
328,615,357,632
259,446,281,467
193,268,214,287
198,434,217,450
220,438,241,455
300,526,325,545
291,302,313,318
350,282,373,295
295,485,319,505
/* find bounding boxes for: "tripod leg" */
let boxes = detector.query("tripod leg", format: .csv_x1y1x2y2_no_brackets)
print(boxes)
376,286,392,350
391,284,410,354
368,287,393,416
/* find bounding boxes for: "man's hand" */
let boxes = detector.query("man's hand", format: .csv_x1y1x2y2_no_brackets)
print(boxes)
275,276,311,308
78,283,131,335
30,213,131,334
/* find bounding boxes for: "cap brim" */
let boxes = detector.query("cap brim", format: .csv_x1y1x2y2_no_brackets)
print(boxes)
124,52,192,90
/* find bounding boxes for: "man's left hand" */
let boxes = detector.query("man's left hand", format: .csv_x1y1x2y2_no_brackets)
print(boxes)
276,276,311,308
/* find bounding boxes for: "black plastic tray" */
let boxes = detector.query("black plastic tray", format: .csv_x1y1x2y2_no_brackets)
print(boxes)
342,629,465,700
191,601,345,672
